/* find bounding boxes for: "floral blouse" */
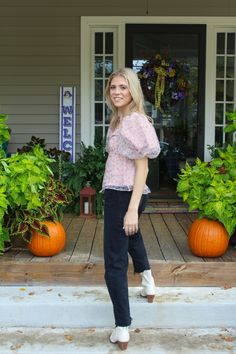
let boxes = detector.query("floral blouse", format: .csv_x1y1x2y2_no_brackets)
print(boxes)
102,112,161,194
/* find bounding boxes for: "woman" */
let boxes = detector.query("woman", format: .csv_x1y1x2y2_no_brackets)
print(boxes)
102,68,161,350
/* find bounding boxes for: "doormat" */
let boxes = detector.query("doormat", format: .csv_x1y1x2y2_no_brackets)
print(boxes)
143,200,198,214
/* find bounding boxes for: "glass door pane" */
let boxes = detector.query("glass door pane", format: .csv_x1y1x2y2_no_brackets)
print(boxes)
126,24,206,198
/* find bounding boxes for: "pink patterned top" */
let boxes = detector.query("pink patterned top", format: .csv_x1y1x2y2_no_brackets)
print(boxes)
102,112,161,194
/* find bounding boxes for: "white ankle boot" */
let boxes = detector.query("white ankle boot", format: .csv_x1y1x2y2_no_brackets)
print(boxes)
110,326,130,350
140,269,155,303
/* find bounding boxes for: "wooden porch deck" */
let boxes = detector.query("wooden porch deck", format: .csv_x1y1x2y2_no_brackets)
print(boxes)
0,213,236,287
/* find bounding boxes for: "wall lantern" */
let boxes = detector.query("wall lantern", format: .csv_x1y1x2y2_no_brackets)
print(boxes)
79,183,96,218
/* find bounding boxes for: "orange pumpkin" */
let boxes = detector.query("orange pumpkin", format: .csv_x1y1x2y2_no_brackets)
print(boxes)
188,218,229,257
28,221,66,257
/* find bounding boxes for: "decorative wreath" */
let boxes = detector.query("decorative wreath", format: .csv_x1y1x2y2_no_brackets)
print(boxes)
138,53,190,113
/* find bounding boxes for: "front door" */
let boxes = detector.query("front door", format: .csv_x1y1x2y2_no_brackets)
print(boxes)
126,24,206,198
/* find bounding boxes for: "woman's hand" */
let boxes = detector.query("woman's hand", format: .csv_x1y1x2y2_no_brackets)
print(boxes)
123,208,138,236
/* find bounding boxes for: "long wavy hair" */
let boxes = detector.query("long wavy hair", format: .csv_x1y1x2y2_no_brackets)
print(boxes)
105,68,150,131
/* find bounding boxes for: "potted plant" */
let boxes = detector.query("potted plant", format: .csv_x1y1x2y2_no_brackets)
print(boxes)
176,110,236,257
62,141,107,218
0,115,11,252
0,127,73,255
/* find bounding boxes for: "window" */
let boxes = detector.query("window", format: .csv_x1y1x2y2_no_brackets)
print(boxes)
215,32,236,146
92,30,116,144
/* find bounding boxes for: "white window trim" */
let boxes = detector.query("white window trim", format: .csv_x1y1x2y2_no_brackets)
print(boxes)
81,20,125,146
81,16,236,158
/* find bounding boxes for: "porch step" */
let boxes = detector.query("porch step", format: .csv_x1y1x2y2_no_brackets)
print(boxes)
1,327,236,354
0,286,236,328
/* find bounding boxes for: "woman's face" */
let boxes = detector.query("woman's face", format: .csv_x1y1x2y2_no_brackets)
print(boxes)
109,75,133,115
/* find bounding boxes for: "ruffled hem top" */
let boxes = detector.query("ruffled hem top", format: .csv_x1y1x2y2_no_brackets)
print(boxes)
102,112,161,194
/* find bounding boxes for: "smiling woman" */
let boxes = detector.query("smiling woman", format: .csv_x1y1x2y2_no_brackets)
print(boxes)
102,67,160,350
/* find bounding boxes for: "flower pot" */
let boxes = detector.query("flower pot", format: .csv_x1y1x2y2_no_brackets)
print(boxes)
188,218,229,257
28,221,66,257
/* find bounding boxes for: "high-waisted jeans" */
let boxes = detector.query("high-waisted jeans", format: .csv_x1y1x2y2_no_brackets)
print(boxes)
103,189,150,327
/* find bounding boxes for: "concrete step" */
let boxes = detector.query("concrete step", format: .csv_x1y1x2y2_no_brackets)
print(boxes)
0,327,236,354
0,286,236,328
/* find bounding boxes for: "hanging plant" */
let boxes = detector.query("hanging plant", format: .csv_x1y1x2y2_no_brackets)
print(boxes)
138,53,190,113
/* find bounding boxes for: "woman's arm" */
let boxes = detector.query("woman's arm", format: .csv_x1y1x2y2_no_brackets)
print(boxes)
123,157,149,236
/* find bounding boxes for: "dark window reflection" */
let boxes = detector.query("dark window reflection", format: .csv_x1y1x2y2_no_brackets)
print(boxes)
216,56,224,78
95,33,103,54
95,56,103,78
226,80,234,101
217,33,225,54
105,57,113,77
215,126,223,146
215,103,224,124
94,126,103,145
227,33,235,54
95,80,103,101
105,33,113,54
95,103,103,124
216,80,224,101
226,57,235,78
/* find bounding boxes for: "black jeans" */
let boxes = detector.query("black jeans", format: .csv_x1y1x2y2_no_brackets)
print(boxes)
103,189,150,327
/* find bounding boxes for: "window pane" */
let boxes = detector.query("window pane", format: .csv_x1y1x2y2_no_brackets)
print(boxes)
105,32,113,54
225,132,233,145
94,126,103,145
215,103,224,124
226,80,234,101
216,80,224,101
105,126,109,136
215,126,223,146
217,33,225,54
216,56,224,78
226,103,234,115
105,105,112,124
95,103,103,124
105,56,113,77
95,33,103,54
226,56,235,78
227,33,235,54
95,80,103,101
94,56,103,78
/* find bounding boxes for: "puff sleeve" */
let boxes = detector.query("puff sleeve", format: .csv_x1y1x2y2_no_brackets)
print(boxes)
117,112,161,159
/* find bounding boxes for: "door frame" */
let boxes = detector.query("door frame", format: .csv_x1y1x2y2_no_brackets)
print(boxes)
81,16,236,160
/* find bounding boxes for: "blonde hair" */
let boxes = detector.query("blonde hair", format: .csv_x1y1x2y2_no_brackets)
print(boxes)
105,68,149,131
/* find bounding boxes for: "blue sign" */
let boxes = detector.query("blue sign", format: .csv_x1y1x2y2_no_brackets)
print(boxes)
59,87,76,162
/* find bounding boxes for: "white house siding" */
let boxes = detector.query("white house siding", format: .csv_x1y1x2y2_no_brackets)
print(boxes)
0,0,235,153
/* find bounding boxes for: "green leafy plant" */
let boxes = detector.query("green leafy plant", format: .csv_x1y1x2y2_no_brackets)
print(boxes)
0,115,11,251
0,143,73,253
63,141,107,217
17,135,71,179
4,175,73,243
0,114,10,158
17,136,107,217
225,110,236,152
177,111,236,237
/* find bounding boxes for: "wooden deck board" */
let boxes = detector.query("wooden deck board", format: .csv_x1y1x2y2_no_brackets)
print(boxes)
139,214,164,260
70,218,97,263
51,217,85,262
162,213,202,262
0,212,235,286
89,219,104,262
150,214,184,261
